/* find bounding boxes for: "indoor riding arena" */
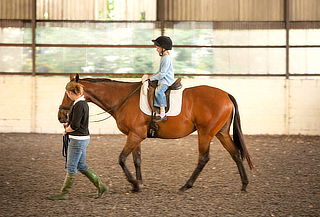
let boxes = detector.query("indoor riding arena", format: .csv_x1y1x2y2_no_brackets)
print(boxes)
0,1,319,217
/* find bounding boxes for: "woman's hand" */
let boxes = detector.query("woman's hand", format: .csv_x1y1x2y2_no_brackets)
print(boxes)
62,124,68,135
63,124,75,135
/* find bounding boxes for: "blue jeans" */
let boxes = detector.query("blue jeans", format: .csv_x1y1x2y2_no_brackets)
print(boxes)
154,84,169,107
66,138,89,174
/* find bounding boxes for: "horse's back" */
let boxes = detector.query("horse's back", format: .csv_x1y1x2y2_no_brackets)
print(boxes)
183,85,231,103
182,85,233,123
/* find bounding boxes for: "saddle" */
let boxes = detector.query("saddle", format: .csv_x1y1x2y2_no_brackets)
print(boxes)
147,78,182,138
147,78,182,114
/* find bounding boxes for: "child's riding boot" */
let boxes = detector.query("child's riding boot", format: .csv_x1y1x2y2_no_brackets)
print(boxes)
154,115,167,122
155,107,167,122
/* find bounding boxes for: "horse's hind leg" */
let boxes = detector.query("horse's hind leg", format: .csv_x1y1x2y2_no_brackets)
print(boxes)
119,133,143,192
216,118,249,191
179,131,213,192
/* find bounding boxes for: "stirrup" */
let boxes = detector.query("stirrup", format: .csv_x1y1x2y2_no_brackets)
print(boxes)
154,116,167,122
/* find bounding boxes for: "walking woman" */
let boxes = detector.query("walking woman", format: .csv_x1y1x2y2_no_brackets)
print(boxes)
48,81,108,200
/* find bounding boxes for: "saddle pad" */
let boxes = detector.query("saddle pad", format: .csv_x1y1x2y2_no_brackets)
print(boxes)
139,81,184,116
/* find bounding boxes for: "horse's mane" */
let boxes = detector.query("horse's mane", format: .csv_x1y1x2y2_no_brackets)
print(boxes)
80,78,129,83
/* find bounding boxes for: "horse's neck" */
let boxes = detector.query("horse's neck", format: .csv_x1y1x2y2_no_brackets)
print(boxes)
83,81,140,114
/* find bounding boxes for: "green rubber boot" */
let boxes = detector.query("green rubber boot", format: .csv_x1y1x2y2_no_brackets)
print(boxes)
48,173,76,200
82,168,108,199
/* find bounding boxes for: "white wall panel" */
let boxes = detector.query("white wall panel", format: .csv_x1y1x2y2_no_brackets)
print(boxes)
0,76,33,132
0,75,319,135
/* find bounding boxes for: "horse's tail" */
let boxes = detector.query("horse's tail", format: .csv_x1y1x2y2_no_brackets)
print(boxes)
228,94,254,170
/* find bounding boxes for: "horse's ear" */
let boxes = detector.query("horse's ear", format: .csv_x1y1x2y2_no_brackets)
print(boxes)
75,73,80,82
70,74,75,81
69,73,80,82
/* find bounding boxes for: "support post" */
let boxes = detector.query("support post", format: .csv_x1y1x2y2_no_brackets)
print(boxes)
31,0,36,76
284,0,290,79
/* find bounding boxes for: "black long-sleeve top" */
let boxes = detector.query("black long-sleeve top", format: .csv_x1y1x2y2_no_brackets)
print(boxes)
68,100,90,136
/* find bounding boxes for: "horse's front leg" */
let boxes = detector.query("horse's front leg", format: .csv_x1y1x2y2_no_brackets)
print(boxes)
132,145,143,188
119,133,144,192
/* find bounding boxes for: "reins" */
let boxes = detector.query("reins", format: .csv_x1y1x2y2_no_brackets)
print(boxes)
88,83,142,122
90,113,113,123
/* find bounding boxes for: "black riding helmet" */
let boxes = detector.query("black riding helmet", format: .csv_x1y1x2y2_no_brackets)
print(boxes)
152,36,172,50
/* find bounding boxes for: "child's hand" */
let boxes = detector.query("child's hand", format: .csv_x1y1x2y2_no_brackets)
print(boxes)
141,74,150,83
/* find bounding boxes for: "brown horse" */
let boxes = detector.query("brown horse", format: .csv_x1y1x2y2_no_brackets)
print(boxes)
58,74,253,192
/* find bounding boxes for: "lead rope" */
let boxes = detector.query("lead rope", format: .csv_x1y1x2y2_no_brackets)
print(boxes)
62,134,69,168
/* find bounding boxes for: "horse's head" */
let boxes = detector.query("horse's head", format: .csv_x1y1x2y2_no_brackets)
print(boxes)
57,73,80,123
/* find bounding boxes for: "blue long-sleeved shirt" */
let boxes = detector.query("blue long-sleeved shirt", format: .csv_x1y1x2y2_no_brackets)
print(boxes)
150,55,175,86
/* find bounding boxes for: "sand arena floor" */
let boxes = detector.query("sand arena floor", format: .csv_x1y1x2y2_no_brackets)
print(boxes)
0,133,319,217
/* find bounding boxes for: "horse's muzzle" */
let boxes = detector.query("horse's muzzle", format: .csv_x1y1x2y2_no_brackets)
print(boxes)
58,117,67,123
58,110,68,123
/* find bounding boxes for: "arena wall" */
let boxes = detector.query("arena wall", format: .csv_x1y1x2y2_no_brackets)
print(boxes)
0,75,319,135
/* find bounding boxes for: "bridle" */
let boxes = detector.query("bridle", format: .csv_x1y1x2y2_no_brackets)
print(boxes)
59,83,142,123
59,105,71,110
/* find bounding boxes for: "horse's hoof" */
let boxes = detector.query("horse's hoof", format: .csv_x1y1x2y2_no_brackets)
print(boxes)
136,180,144,189
138,183,144,190
131,185,141,193
131,187,140,193
241,182,248,192
241,185,248,192
179,185,192,192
